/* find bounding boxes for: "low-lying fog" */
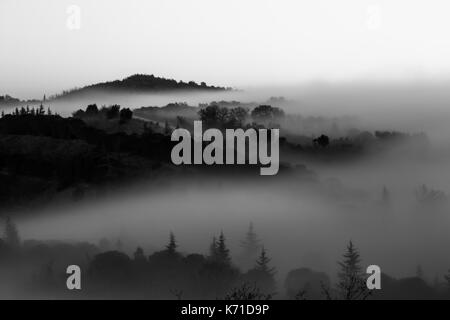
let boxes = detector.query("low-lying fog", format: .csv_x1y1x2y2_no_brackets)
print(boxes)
6,80,450,285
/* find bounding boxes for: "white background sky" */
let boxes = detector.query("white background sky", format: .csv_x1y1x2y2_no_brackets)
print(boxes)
2,0,450,98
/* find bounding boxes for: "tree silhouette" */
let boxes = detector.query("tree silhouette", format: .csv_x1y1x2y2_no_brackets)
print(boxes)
313,134,330,148
255,247,276,276
250,105,284,122
119,108,133,123
166,232,178,254
336,240,370,300
240,222,260,258
86,104,99,115
134,246,146,262
106,104,121,119
216,231,231,265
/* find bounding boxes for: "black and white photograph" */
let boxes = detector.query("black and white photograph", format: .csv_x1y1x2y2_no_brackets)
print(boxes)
1,0,450,305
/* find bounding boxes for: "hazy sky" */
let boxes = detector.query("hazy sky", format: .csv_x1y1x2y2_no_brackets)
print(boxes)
2,0,450,98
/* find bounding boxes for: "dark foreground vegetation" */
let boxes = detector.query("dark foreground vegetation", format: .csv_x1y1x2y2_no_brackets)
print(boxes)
0,217,448,299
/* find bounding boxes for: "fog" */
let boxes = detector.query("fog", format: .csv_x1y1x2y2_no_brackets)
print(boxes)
4,80,450,293
11,79,450,142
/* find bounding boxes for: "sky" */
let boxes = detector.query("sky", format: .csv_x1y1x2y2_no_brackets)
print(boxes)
2,0,450,98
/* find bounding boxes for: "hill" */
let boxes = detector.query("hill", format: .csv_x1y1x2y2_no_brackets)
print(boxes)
50,74,231,100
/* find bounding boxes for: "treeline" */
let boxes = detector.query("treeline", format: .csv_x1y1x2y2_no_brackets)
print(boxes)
0,107,176,207
48,74,231,100
0,107,173,162
198,104,285,129
0,218,448,299
72,104,133,123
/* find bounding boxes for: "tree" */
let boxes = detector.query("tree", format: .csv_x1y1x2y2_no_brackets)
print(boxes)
134,246,146,262
244,246,277,294
251,105,284,123
335,241,370,300
4,216,20,248
216,231,231,265
106,104,120,119
86,104,99,115
240,222,260,258
255,247,276,276
198,105,223,127
166,232,178,254
228,107,248,127
313,134,330,148
119,108,133,123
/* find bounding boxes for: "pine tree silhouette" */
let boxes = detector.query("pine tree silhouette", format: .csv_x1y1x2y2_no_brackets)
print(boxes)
240,222,260,256
134,246,146,262
166,232,178,254
216,231,231,265
255,247,276,276
336,240,370,300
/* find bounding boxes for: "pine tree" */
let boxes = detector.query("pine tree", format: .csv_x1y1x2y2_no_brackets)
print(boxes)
166,232,178,254
134,246,146,262
4,216,20,248
336,240,370,300
216,231,231,265
240,222,260,256
255,247,275,276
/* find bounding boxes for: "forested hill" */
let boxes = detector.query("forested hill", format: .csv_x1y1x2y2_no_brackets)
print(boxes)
50,74,231,100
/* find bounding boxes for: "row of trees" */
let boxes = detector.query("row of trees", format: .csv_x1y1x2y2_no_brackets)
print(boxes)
1,105,54,118
198,104,285,129
2,218,450,299
73,104,133,123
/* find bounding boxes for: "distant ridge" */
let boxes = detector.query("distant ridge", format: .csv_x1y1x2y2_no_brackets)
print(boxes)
49,74,231,100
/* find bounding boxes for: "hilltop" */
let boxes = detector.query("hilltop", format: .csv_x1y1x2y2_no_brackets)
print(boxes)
49,74,231,100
